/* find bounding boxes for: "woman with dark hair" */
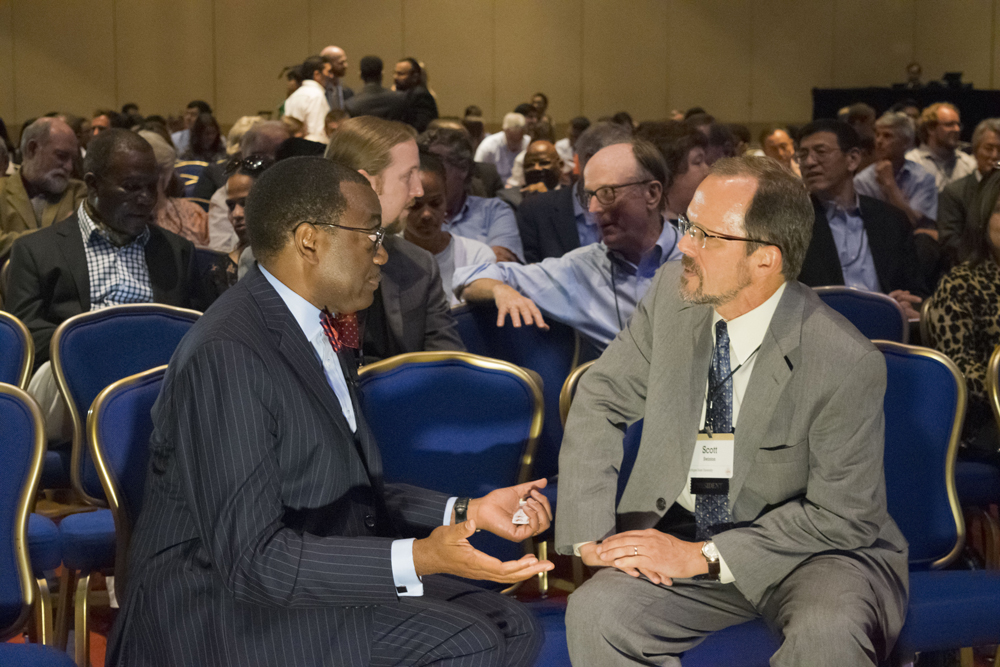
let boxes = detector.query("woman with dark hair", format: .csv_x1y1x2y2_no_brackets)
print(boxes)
926,170,1000,451
182,113,225,162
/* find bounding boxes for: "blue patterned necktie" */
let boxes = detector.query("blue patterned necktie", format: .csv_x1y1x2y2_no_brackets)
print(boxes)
695,320,734,540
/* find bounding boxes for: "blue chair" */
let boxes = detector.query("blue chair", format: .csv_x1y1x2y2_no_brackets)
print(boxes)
815,286,909,343
0,383,76,665
358,351,543,582
0,311,34,389
172,160,211,208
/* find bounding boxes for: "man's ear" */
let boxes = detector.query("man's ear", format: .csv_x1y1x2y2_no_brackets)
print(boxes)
646,181,664,211
753,243,783,279
83,172,98,191
844,147,863,173
294,222,321,265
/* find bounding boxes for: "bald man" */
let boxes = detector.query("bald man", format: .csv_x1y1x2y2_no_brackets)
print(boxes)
320,45,354,111
521,141,564,194
0,117,87,258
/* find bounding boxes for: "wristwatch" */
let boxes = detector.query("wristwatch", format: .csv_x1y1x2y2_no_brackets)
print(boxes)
701,540,721,581
454,497,470,523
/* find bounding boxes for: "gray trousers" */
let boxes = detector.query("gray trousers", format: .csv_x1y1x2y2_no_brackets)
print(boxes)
566,553,907,667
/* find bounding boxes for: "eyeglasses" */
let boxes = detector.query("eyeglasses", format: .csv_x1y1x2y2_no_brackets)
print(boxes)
582,179,654,207
304,221,386,253
677,215,782,254
225,153,274,178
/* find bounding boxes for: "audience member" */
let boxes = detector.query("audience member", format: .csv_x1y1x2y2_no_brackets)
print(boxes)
278,65,303,117
281,115,306,138
106,156,552,667
506,120,557,189
91,109,126,137
728,123,751,156
284,55,333,143
0,117,86,258
324,110,349,138
795,120,925,318
225,115,263,156
705,123,737,165
516,121,631,264
324,116,465,361
170,100,212,155
404,152,496,306
139,130,209,246
475,112,530,185
760,125,801,177
639,121,711,223
684,112,714,136
320,45,354,111
926,170,1000,453
889,98,921,124
611,111,635,131
4,129,209,439
938,118,1000,258
854,112,937,228
462,105,486,151
514,103,540,138
497,140,564,210
181,113,225,162
907,102,977,190
0,142,9,176
555,116,591,173
345,55,406,121
419,126,524,262
531,92,552,125
557,156,907,667
394,57,439,133
454,139,682,349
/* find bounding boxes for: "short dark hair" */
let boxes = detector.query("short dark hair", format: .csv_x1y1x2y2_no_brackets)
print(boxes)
684,107,708,119
360,56,383,83
245,156,371,261
417,127,474,187
533,92,548,106
636,121,708,188
301,56,327,82
514,103,536,118
797,119,861,152
400,57,422,76
418,150,446,182
187,100,212,114
570,117,591,134
121,103,139,115
83,128,154,177
728,123,751,145
707,123,736,155
684,112,714,128
283,65,303,84
464,105,483,118
612,111,634,129
758,124,792,147
962,169,1000,265
574,121,632,167
709,156,815,281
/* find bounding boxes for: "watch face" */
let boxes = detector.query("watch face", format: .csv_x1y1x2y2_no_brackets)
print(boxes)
702,541,720,561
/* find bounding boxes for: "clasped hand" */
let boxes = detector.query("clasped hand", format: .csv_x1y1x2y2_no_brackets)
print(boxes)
412,479,554,584
580,529,708,586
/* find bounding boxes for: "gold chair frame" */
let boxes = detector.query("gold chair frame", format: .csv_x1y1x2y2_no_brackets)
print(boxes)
0,311,35,390
559,360,596,428
0,383,52,645
814,285,910,344
49,303,200,508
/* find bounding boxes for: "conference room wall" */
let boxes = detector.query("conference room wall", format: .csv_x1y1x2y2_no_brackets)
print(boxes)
4,0,1000,132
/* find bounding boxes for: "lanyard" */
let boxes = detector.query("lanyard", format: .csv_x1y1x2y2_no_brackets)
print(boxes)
705,343,760,435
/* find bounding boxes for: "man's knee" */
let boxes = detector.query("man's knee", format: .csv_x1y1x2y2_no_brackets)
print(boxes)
780,599,879,661
566,574,640,653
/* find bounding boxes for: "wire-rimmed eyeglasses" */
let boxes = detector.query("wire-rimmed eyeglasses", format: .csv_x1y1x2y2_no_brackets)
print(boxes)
677,214,782,255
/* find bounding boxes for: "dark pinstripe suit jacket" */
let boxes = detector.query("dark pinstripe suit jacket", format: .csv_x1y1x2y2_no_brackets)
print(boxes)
107,265,451,666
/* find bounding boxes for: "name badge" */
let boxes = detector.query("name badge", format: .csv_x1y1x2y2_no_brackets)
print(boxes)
689,433,734,495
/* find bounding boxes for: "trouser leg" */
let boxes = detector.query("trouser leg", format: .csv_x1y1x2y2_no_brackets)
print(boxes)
27,361,72,443
369,575,541,667
565,567,758,666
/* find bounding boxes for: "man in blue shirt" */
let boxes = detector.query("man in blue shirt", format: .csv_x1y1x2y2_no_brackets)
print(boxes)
854,112,938,230
454,139,682,349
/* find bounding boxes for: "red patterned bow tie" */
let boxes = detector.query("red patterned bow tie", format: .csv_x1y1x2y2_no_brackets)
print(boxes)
320,308,359,352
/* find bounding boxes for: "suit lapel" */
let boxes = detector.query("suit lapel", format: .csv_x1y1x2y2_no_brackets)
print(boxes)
5,169,40,231
54,216,90,311
729,283,803,503
555,187,581,250
858,197,893,292
379,237,407,344
808,198,845,285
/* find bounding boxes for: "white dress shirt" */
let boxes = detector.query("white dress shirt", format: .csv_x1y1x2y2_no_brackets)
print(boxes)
475,131,530,183
283,80,332,143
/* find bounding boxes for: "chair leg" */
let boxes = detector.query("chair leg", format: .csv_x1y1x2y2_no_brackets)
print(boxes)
30,577,54,645
959,647,975,667
54,568,75,650
74,572,91,667
536,540,549,597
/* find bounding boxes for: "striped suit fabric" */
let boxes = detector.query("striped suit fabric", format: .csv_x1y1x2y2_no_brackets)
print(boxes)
105,265,541,666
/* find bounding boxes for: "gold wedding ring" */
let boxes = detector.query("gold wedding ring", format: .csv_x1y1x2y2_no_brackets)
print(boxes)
634,546,638,556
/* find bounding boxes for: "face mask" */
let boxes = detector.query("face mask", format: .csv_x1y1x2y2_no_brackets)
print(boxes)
525,168,560,190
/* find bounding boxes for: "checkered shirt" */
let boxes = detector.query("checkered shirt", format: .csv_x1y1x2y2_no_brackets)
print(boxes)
76,203,153,310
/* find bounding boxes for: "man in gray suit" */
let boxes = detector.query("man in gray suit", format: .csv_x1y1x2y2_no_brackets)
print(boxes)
345,56,406,122
556,156,908,666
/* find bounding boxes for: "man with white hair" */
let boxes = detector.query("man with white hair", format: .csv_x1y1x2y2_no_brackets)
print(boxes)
320,45,354,111
0,117,87,258
475,112,530,183
854,112,937,229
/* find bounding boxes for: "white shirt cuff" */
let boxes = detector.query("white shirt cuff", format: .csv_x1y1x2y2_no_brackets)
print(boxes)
443,496,458,525
718,552,735,584
572,541,594,557
391,538,422,597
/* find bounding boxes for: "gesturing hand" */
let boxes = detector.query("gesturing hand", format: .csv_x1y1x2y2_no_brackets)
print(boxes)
493,284,549,331
468,478,553,542
412,520,554,583
595,529,708,585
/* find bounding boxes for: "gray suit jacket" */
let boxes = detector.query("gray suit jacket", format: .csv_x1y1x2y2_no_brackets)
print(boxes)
555,263,908,606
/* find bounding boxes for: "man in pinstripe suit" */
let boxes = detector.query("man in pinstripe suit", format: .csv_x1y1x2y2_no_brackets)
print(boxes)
107,157,553,666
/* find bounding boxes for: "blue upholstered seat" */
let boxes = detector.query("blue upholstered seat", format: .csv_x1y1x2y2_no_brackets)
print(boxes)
0,643,77,666
815,286,909,343
0,312,33,389
26,515,60,574
58,510,116,573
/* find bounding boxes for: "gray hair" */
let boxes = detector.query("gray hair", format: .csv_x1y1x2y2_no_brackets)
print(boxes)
709,156,815,281
972,118,1000,152
20,117,72,154
241,121,291,157
875,112,915,145
574,121,633,171
502,113,526,130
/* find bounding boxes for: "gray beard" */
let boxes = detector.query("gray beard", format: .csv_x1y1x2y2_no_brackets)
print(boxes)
679,257,751,307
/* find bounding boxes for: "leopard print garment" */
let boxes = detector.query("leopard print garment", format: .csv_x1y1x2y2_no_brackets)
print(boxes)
926,258,1000,406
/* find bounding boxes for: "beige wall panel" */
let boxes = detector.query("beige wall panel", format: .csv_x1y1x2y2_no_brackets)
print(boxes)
214,0,310,125
0,1,14,124
494,0,582,125
582,0,668,121
12,0,116,122
750,0,835,124
832,0,914,88
115,0,215,119
309,0,404,91
668,0,752,123
403,0,494,120
913,0,992,88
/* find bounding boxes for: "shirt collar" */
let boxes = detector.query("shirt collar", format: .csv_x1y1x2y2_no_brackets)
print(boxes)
821,193,861,218
301,79,325,92
77,202,150,247
448,195,473,224
606,217,679,273
259,264,324,344
712,281,787,366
